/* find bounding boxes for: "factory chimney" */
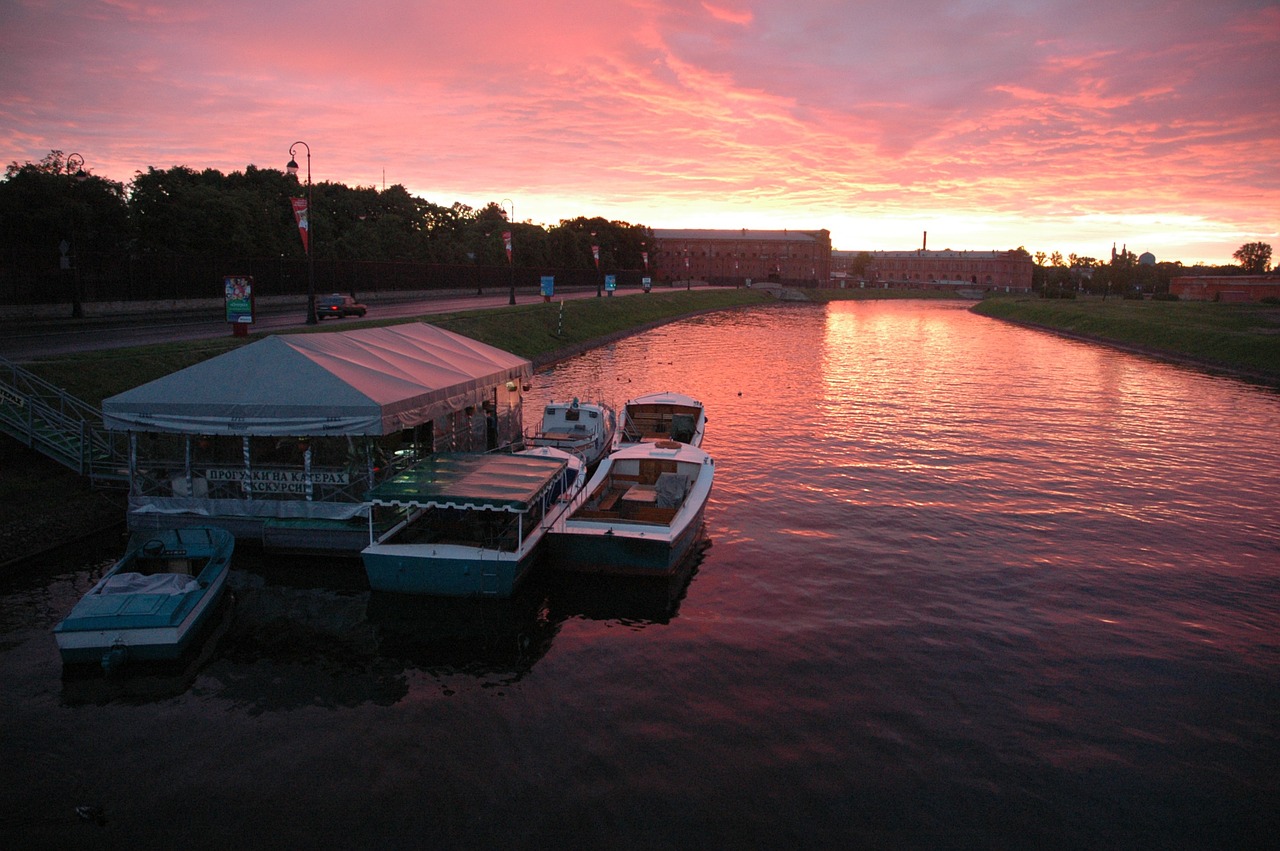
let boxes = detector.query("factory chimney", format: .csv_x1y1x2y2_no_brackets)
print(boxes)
923,231,928,251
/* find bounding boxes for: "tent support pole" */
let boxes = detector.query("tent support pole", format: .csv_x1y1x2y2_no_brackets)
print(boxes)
304,445,313,501
242,436,252,497
129,432,138,496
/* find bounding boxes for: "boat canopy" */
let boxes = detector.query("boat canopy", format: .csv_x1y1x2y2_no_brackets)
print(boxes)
366,452,567,513
101,323,531,436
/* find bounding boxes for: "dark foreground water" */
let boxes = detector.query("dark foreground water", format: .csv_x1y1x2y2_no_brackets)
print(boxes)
3,301,1278,849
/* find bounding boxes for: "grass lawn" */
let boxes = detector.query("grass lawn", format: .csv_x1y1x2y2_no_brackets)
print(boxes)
25,288,771,408
972,296,1280,381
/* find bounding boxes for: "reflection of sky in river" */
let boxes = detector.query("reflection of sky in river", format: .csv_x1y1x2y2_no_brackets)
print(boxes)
3,300,1278,849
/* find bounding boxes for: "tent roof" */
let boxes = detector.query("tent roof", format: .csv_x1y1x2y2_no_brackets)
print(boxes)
365,452,568,512
101,323,531,436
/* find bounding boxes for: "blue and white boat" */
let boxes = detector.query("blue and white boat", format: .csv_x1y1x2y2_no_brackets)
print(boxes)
54,526,234,671
361,447,585,597
527,397,617,468
547,439,714,576
613,391,706,450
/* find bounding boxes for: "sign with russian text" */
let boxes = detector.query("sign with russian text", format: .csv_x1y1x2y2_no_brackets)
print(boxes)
206,468,349,494
540,276,555,297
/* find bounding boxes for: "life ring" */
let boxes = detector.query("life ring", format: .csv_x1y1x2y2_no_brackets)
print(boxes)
142,539,166,557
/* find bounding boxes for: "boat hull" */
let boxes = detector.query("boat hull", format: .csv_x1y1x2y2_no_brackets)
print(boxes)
547,505,706,577
548,440,713,577
53,527,234,668
527,399,616,467
362,544,537,598
361,448,585,598
55,569,229,664
614,391,706,450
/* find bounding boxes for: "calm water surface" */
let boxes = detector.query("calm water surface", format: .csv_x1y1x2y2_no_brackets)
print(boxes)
3,300,1278,849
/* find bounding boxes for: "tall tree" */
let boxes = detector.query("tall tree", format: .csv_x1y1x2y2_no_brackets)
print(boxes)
1233,242,1272,274
1,151,129,283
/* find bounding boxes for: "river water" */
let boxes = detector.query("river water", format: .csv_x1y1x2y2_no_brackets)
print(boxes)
3,300,1277,849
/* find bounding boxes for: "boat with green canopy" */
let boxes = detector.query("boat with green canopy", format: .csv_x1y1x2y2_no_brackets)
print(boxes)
361,447,584,597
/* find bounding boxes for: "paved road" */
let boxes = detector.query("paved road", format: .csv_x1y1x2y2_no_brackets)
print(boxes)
0,284,670,362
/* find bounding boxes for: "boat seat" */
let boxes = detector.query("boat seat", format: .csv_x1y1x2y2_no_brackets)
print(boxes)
669,414,696,443
655,472,689,508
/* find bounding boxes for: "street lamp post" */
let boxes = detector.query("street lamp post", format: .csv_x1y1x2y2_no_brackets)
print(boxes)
65,153,87,318
591,231,602,296
502,199,515,305
286,142,318,325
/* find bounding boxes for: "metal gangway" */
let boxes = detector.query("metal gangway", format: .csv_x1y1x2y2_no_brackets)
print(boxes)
0,355,128,485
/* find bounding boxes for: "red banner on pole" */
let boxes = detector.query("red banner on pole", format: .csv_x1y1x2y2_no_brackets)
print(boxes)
641,250,649,271
591,244,600,270
290,198,310,254
503,231,512,264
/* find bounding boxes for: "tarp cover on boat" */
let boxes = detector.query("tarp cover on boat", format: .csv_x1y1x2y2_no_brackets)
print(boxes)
366,453,567,512
101,323,531,436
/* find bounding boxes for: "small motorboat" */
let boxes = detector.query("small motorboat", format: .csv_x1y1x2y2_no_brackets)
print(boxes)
614,391,706,450
54,526,235,672
526,397,617,467
547,439,714,576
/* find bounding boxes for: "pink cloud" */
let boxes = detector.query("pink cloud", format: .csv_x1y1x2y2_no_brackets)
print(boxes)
1,0,1276,264
701,2,754,26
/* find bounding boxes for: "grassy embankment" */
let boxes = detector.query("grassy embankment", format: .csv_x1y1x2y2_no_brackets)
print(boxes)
972,295,1280,384
25,288,772,408
1,288,770,565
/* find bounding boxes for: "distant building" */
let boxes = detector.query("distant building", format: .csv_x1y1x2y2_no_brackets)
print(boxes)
1169,275,1280,302
651,229,831,286
832,249,1034,292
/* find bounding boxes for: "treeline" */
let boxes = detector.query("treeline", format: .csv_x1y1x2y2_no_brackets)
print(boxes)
0,151,652,305
1026,248,1266,298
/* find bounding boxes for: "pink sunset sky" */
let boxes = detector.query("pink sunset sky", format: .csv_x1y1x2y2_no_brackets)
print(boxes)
3,0,1278,265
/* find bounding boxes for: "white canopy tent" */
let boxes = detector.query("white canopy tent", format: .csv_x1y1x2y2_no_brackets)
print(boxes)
102,323,533,551
102,323,532,436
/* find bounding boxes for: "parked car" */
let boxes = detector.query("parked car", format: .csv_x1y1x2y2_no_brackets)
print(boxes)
316,294,367,319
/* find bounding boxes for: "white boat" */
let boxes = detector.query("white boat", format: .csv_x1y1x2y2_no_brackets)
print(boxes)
613,391,706,450
526,397,617,467
54,526,234,671
361,447,586,597
547,440,714,576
